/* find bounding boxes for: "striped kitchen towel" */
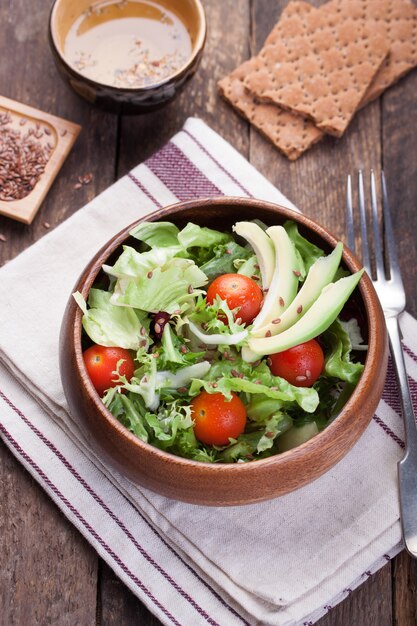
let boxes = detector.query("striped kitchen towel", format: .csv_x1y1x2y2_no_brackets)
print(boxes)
0,118,415,626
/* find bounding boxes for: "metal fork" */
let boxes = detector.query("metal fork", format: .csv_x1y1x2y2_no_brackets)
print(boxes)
347,170,417,558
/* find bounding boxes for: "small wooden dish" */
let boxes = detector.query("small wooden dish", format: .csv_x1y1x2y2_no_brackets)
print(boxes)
59,197,388,506
0,96,80,224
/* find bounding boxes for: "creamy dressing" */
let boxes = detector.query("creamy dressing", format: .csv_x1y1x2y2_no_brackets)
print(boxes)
64,0,192,88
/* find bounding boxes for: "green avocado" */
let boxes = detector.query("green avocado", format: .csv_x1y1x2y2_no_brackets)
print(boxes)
233,221,275,289
248,268,364,356
252,225,300,330
252,242,343,339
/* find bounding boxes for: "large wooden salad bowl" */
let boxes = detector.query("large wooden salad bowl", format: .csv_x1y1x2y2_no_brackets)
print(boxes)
59,197,388,506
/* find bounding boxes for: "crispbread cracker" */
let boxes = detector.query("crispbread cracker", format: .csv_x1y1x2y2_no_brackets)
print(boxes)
329,0,417,106
244,3,390,137
218,59,323,161
218,1,323,160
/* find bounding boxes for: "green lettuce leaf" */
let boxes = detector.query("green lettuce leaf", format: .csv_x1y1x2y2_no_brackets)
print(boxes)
129,221,180,248
110,258,208,314
178,222,232,249
73,289,150,350
284,220,324,279
189,358,319,413
199,241,252,279
322,318,365,384
159,323,205,370
103,245,183,279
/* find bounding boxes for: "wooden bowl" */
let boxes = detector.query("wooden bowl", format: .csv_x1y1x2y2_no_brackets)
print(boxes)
59,197,388,506
48,0,206,114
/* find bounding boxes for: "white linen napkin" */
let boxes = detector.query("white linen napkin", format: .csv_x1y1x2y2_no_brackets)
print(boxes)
1,117,415,626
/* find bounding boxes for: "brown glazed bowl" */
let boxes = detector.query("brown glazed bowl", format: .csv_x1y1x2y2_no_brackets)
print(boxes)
59,197,388,506
48,0,206,114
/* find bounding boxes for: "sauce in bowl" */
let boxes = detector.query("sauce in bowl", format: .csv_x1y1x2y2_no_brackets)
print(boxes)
64,0,193,88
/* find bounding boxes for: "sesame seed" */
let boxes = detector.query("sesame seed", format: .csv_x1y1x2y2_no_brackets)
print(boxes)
188,285,194,294
154,322,161,335
265,330,272,337
306,369,311,378
293,270,301,277
272,318,281,324
297,305,303,314
279,297,285,307
295,375,307,382
147,271,153,279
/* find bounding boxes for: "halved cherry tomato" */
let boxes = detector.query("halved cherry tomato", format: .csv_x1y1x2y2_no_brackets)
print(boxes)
206,273,263,325
83,345,135,396
191,391,247,446
268,339,324,387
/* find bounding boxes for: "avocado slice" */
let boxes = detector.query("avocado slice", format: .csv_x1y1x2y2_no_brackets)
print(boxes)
233,221,275,289
252,242,343,338
248,269,364,355
252,225,300,330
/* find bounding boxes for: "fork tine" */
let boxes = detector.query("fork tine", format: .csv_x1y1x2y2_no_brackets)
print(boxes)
358,170,371,274
346,175,355,251
370,170,385,280
381,171,403,284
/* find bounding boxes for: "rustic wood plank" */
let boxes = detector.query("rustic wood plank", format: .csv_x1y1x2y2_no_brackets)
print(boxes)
0,442,98,626
382,65,417,626
97,562,161,626
393,551,417,626
250,2,394,625
0,0,118,264
116,0,251,175
0,1,118,625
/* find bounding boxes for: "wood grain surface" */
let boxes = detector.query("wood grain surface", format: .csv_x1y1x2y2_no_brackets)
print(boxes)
1,0,416,624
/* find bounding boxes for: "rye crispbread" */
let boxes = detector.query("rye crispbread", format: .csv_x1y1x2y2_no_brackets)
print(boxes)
218,58,323,161
330,0,417,106
218,1,324,160
244,3,390,137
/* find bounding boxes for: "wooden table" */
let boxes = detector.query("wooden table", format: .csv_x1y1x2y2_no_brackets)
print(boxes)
1,0,417,624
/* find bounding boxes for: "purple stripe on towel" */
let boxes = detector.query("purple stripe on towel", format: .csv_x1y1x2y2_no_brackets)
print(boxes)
373,415,405,449
382,358,402,414
146,142,222,201
0,422,181,626
127,172,163,208
403,343,417,365
382,357,417,420
181,128,253,198
0,390,225,626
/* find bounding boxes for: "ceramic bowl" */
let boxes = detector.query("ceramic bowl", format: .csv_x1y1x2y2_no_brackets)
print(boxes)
59,197,388,506
48,0,206,114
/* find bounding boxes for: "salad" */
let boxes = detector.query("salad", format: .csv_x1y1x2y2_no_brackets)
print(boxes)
75,218,366,463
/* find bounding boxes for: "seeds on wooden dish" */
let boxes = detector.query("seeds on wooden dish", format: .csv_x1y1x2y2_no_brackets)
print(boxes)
0,111,52,201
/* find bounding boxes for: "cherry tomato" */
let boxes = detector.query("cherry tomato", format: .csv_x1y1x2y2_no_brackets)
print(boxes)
268,339,324,387
206,273,263,325
191,391,247,446
83,345,135,396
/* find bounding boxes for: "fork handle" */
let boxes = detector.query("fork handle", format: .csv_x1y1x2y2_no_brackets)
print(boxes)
386,316,417,557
